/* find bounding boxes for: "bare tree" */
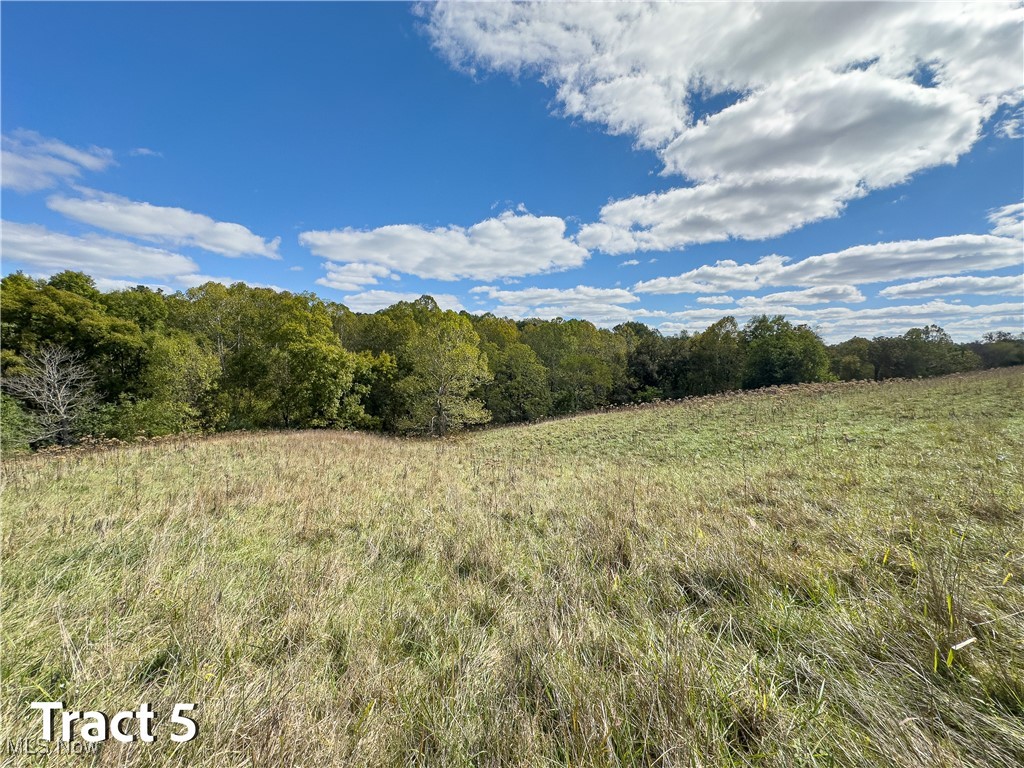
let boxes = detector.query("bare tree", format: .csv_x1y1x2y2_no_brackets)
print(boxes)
2,344,98,445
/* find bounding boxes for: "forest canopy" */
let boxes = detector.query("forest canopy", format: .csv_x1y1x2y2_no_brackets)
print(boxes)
2,271,1020,451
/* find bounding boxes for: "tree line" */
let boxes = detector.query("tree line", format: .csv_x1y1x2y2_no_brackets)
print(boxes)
2,271,1021,452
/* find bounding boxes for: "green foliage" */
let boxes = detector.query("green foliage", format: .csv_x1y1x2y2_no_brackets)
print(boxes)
865,325,985,380
901,325,981,377
397,309,492,435
46,270,101,301
143,332,222,431
970,332,1024,369
686,316,745,395
522,318,627,413
481,342,552,423
830,337,875,380
88,397,193,440
171,284,368,429
1,270,1017,451
614,321,670,401
102,285,170,332
742,314,833,388
1,393,35,455
0,271,149,399
475,316,551,423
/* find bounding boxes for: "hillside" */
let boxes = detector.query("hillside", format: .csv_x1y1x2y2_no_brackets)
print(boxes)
2,369,1023,767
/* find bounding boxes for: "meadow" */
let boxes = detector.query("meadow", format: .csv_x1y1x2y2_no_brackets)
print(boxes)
2,368,1022,767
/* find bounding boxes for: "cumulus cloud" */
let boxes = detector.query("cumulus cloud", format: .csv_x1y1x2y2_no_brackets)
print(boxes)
176,274,283,291
988,202,1024,239
1,130,114,192
47,189,281,258
428,3,1023,252
578,175,857,254
316,262,393,292
465,281,1019,340
470,284,643,324
879,274,1023,299
737,285,866,307
634,235,1022,294
655,300,1022,343
634,255,788,294
1,220,292,293
91,277,173,293
662,69,982,187
471,284,637,307
996,108,1023,139
301,211,588,282
1,220,197,280
340,290,465,313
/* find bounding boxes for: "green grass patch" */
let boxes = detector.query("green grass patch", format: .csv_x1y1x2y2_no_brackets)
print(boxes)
2,369,1022,766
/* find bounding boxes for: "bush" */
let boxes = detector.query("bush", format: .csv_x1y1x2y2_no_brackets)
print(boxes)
1,393,35,454
85,397,194,440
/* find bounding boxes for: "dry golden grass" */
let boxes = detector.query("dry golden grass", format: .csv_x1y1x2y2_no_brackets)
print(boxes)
2,368,1023,766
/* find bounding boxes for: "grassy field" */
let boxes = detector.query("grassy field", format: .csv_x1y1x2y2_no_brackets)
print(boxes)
2,368,1023,767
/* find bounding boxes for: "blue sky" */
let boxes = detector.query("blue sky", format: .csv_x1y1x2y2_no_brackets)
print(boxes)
2,2,1022,341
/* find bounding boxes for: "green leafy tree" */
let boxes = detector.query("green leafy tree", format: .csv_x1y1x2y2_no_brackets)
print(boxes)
742,315,832,388
102,286,170,332
901,325,980,377
1,271,149,399
969,332,1024,368
614,321,669,401
657,332,692,398
475,316,551,423
399,311,492,435
170,283,368,429
522,318,625,413
829,337,874,380
685,317,745,395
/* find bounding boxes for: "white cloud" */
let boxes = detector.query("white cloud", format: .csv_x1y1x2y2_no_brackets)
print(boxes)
879,274,1023,299
696,295,734,305
737,285,865,307
634,254,787,294
1,220,197,280
634,235,1022,294
988,202,1024,239
782,236,1022,286
996,108,1023,139
470,284,643,324
661,69,983,188
620,259,639,267
315,262,393,292
47,189,281,258
654,300,1022,343
428,3,1023,253
471,284,637,307
430,4,1021,145
92,277,173,293
340,290,465,313
301,211,588,281
1,130,114,192
1,220,292,293
578,175,857,254
176,274,283,291
128,147,161,158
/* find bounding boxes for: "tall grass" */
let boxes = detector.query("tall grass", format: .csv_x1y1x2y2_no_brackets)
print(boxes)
2,369,1022,766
